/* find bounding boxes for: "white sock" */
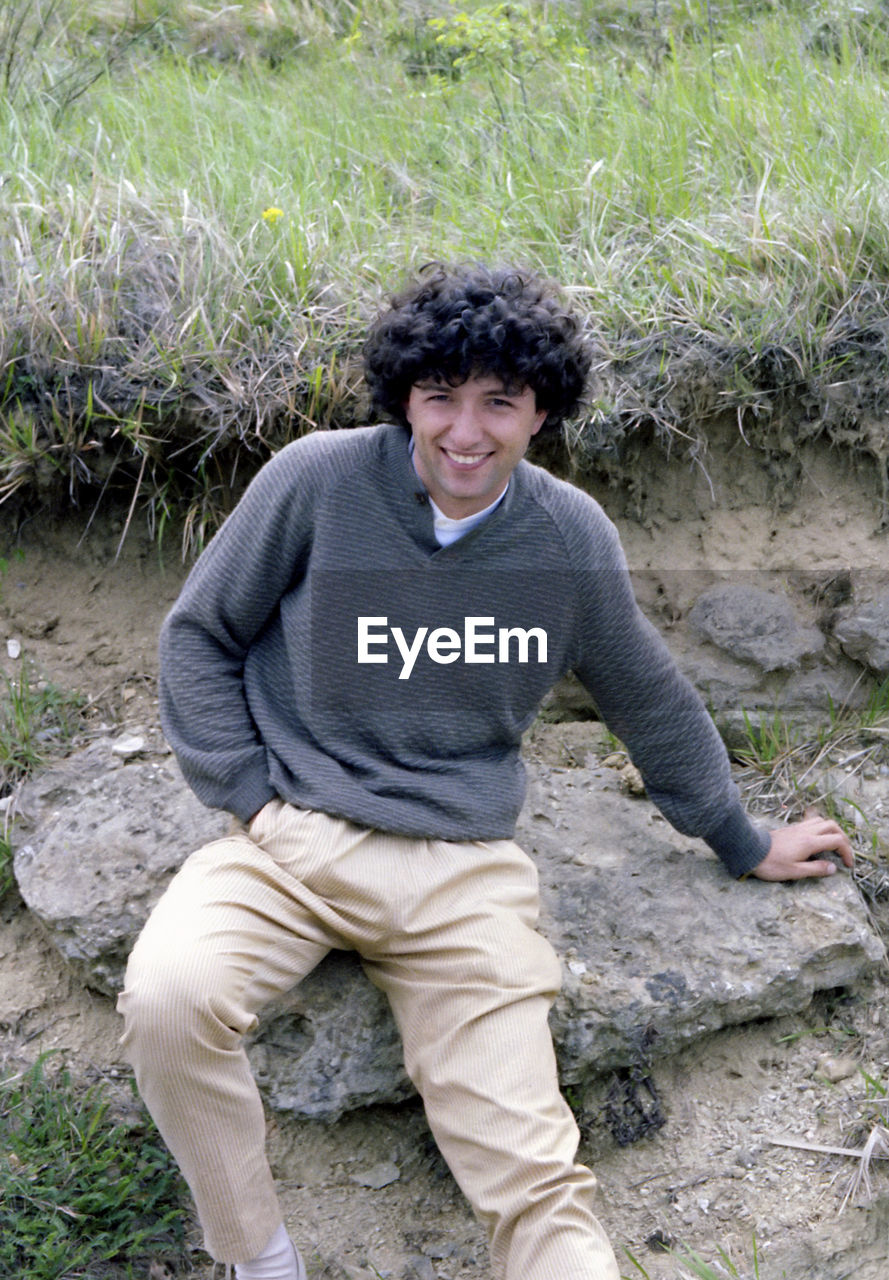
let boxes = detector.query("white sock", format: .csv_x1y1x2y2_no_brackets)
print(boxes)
234,1222,305,1280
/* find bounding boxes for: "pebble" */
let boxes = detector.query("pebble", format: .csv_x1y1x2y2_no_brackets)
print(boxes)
349,1160,401,1189
620,762,646,795
816,1053,858,1084
6,638,21,659
110,733,146,760
405,1259,435,1280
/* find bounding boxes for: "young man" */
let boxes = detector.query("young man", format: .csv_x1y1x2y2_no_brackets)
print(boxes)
119,264,853,1280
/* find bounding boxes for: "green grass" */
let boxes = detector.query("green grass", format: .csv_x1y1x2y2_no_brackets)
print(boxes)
736,707,799,773
0,1056,186,1279
3,0,889,543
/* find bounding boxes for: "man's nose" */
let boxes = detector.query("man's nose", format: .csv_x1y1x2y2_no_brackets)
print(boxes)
449,399,482,441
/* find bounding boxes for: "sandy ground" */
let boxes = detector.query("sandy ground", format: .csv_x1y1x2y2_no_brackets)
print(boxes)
2,453,889,1280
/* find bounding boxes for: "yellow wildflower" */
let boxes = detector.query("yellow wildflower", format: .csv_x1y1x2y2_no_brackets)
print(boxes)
262,206,284,226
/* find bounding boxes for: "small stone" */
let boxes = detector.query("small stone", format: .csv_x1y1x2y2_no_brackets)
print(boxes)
424,1243,456,1260
349,1160,401,1189
110,734,146,760
620,762,646,796
6,638,21,659
816,1053,858,1084
405,1258,435,1280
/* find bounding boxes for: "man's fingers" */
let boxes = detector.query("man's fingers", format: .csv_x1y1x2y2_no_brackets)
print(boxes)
796,814,855,865
813,833,855,868
753,813,855,881
814,829,855,866
792,857,838,880
762,854,839,882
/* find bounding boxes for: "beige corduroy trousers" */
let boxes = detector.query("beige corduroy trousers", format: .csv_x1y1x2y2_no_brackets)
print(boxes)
117,799,620,1280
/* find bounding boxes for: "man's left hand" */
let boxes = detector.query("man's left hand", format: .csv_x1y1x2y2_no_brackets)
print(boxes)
751,813,855,881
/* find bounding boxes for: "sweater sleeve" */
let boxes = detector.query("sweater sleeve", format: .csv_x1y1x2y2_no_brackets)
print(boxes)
567,511,770,878
158,439,322,820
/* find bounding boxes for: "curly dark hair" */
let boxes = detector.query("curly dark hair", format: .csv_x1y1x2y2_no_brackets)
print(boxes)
362,262,591,431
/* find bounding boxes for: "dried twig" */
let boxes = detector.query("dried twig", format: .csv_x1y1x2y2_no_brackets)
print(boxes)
768,1132,889,1159
769,1127,889,1213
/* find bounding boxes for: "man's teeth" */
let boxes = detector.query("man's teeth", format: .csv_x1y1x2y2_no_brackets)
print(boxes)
446,450,485,464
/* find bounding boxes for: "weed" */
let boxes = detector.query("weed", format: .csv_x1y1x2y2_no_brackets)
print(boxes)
724,681,889,905
430,2,573,119
858,1071,889,1129
671,1241,762,1278
776,1024,857,1046
736,707,797,773
0,830,14,900
623,1238,764,1279
0,662,84,793
862,675,889,728
0,1055,186,1278
0,661,83,900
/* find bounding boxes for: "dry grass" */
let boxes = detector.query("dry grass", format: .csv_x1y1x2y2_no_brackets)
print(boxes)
1,178,368,551
731,677,889,906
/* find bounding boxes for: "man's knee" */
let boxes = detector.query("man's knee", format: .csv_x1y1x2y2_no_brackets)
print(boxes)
118,930,255,1065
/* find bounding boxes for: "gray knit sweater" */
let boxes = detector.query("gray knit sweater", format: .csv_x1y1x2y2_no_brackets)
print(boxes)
159,423,770,877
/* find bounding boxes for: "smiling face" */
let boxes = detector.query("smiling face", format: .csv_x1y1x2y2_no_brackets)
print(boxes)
404,375,547,519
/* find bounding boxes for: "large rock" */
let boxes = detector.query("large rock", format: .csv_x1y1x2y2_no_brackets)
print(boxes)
542,576,877,740
12,740,885,1120
835,588,889,677
688,583,825,671
527,766,884,1081
11,742,230,990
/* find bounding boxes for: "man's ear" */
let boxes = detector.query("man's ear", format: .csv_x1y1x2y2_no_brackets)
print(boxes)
531,409,547,436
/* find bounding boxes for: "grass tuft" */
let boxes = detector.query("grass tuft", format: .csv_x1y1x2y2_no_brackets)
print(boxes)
0,663,84,793
0,1055,187,1279
0,660,85,899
